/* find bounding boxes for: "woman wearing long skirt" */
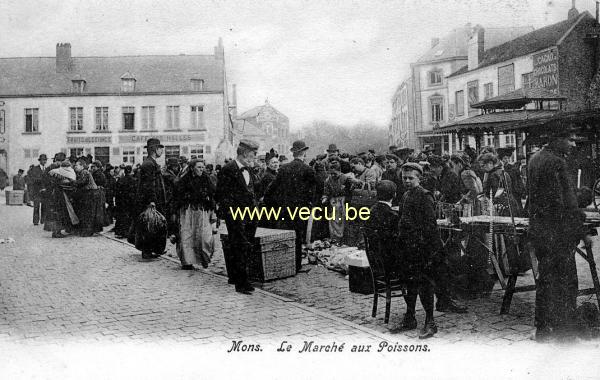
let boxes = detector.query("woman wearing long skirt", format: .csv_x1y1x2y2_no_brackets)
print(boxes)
175,159,217,270
73,158,105,237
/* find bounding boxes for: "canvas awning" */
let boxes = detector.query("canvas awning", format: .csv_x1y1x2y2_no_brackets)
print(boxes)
436,110,557,134
471,88,567,110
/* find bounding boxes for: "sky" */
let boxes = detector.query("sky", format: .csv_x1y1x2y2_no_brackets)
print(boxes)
0,0,593,129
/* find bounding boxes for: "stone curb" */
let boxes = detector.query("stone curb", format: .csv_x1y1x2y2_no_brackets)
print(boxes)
100,232,397,342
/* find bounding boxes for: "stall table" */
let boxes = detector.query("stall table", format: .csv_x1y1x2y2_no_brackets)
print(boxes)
437,212,600,314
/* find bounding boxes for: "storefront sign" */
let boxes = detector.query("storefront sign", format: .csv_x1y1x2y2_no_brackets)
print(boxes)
532,48,559,93
67,135,113,144
118,133,206,144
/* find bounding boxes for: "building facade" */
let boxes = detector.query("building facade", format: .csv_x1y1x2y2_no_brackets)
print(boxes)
0,40,235,178
236,100,289,155
390,25,533,153
445,8,598,154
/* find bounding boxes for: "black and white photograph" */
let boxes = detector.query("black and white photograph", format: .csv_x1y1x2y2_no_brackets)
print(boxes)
1,0,600,378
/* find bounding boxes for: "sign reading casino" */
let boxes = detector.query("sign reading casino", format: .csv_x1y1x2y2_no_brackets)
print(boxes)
532,48,559,93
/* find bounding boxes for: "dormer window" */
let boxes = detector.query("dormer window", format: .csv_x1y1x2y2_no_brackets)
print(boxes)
72,79,86,93
191,79,204,91
120,72,136,92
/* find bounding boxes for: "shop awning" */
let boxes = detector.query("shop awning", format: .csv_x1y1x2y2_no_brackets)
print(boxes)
471,88,567,110
436,110,556,134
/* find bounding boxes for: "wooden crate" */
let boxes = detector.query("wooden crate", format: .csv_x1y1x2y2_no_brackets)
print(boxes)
221,227,296,282
5,190,24,206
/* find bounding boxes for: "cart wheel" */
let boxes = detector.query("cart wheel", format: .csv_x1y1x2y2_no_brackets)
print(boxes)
594,178,600,210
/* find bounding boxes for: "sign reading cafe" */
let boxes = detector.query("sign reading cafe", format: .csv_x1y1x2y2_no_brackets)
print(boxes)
532,48,559,93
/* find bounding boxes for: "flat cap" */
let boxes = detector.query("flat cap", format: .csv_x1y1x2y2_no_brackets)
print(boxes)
401,162,423,175
239,139,260,151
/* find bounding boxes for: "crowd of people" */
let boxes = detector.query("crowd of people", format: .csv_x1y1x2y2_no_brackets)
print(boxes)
12,130,596,342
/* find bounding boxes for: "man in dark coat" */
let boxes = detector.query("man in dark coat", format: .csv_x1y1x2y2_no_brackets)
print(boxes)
527,129,590,342
366,180,400,273
423,155,462,203
136,138,167,259
264,140,317,273
216,139,261,294
397,162,439,339
12,169,26,190
382,154,405,205
28,154,48,225
162,157,181,237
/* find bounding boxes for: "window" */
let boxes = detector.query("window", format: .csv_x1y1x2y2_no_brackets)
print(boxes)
95,107,109,131
165,146,180,161
467,80,479,116
429,70,443,85
522,72,534,89
484,83,494,100
72,80,85,93
122,107,135,130
484,133,494,147
190,145,204,159
25,108,39,133
504,133,515,147
455,90,464,117
166,106,180,130
24,149,31,159
121,79,135,92
190,105,205,130
69,107,84,131
141,106,155,130
265,122,273,135
190,79,204,91
94,146,110,165
498,64,515,95
69,148,84,157
122,147,136,164
430,97,444,123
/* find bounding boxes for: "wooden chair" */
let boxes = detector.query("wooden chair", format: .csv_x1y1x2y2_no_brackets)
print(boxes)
361,227,407,324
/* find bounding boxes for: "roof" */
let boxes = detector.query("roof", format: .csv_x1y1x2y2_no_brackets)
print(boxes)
416,25,533,64
237,120,266,136
438,109,556,133
448,12,594,77
238,101,288,121
471,87,567,109
0,54,224,96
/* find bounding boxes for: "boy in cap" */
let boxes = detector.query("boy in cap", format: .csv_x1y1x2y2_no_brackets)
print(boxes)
396,162,439,338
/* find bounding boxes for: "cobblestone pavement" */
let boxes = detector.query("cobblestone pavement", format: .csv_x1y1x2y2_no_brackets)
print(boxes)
151,219,600,345
0,202,383,349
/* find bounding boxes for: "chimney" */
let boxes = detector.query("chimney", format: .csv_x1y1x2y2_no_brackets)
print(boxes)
232,84,238,119
214,37,224,60
568,0,579,20
431,38,440,48
56,43,73,73
467,26,485,71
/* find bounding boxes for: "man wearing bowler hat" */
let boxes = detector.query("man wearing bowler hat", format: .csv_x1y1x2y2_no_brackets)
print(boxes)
28,154,48,225
265,140,317,273
136,138,167,259
216,139,261,294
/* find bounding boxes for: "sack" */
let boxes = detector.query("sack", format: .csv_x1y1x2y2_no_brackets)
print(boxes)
134,202,168,254
350,182,377,209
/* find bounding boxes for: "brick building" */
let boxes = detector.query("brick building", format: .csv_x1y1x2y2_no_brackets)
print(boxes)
0,39,235,179
390,25,533,153
236,100,289,155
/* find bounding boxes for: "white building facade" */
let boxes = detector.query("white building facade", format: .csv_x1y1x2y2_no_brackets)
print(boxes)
0,40,235,178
